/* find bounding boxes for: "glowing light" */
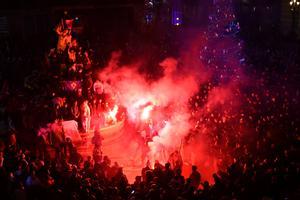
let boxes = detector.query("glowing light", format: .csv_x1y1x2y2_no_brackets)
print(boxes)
141,105,154,120
172,9,182,26
108,105,119,122
290,0,300,7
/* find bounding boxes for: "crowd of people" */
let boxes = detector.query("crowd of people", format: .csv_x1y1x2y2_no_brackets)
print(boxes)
0,124,299,199
0,6,300,200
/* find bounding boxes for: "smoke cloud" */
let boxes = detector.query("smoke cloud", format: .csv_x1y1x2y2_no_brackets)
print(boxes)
97,30,247,182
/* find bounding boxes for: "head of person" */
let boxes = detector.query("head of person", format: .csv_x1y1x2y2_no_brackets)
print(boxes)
192,165,197,172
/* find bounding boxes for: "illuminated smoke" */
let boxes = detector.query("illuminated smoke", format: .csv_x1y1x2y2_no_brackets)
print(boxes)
98,29,247,182
99,53,199,164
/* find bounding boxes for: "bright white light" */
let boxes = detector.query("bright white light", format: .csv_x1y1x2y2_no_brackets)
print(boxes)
108,105,119,122
176,17,179,20
290,0,300,6
141,105,154,120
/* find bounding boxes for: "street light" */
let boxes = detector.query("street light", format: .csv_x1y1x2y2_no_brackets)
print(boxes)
289,0,300,36
290,0,300,10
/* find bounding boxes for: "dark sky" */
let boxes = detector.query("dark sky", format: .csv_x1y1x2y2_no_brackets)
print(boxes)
0,0,143,10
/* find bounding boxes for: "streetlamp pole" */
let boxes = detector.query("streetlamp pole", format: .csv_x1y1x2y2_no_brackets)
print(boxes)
289,0,300,37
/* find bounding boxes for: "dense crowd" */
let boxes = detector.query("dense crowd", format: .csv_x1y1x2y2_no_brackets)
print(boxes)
1,37,299,199
1,6,300,200
0,126,299,200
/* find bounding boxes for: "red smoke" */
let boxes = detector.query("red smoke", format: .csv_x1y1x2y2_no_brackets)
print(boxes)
97,33,246,183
